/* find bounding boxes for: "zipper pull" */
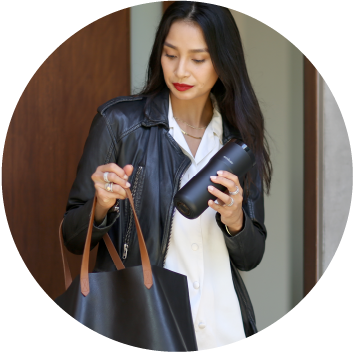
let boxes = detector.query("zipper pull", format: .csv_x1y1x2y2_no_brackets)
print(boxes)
122,243,129,260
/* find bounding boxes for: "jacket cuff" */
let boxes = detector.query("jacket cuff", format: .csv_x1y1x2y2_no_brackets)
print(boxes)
94,215,107,228
63,197,120,254
215,207,265,271
92,210,120,232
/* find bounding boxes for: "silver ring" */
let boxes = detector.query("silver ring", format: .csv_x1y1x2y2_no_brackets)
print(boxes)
224,197,234,207
105,182,114,193
229,186,240,196
103,172,110,183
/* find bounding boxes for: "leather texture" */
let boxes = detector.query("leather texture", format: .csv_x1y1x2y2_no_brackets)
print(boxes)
55,266,198,351
56,192,198,351
62,87,267,337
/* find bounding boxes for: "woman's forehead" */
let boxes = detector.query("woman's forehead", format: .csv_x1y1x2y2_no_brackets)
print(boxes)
165,21,208,50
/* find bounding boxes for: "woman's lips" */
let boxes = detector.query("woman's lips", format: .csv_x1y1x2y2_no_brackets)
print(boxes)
173,83,194,91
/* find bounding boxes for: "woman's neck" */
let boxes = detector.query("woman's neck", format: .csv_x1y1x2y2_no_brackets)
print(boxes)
170,91,214,128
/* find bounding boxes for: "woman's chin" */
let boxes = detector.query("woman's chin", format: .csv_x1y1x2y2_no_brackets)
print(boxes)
170,87,199,100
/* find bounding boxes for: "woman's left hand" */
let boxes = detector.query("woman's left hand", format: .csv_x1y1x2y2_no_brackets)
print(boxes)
207,170,244,236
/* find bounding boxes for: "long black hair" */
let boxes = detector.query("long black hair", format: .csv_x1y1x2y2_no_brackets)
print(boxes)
137,1,273,198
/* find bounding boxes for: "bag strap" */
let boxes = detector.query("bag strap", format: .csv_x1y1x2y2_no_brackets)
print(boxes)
58,219,73,289
102,233,125,271
58,212,125,290
58,189,153,297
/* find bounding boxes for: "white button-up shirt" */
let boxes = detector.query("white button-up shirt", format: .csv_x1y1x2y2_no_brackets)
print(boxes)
164,94,246,350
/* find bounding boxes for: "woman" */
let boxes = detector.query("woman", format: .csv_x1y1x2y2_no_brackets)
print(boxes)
62,2,272,350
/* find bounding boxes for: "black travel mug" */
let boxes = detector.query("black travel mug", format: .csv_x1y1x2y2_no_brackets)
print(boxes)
173,139,256,219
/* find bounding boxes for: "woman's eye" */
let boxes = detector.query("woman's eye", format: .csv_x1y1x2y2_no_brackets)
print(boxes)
165,54,176,59
193,59,205,64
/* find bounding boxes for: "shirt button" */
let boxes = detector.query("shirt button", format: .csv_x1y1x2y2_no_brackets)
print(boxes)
191,243,199,251
193,281,200,289
198,322,206,329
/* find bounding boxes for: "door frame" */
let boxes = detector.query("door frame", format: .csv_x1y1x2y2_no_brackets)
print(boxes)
303,57,319,295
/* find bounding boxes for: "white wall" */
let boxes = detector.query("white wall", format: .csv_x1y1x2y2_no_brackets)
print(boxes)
231,10,304,331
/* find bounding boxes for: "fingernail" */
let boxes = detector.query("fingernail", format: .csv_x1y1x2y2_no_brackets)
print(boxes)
210,176,216,180
126,182,131,187
208,186,214,191
217,171,223,175
123,175,128,180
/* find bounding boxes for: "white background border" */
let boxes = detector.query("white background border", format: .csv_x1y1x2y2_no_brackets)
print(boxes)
1,1,352,352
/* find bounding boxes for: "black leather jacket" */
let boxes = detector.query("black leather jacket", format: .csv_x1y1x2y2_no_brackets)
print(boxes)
62,87,267,337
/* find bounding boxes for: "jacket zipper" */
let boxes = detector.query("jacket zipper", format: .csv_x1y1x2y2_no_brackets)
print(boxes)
162,160,191,267
122,165,143,261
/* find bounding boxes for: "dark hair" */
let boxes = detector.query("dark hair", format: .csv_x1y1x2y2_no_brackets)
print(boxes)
137,1,272,199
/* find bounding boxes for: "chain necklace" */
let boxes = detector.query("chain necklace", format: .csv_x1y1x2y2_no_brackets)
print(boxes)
173,116,208,130
179,128,202,139
173,116,210,140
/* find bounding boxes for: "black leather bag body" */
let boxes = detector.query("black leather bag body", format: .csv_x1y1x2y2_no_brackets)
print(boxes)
55,190,198,351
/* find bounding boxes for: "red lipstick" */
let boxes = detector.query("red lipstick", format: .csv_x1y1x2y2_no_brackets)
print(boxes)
173,83,194,91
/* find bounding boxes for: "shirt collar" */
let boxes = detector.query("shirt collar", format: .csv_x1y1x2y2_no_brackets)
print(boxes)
209,93,222,144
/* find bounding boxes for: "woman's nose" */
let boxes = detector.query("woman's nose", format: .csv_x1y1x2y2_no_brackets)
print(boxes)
175,58,189,78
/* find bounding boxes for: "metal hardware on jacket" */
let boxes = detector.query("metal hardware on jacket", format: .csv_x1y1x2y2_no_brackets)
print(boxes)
62,87,267,338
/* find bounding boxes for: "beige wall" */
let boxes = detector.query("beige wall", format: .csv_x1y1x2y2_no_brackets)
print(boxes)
231,10,304,330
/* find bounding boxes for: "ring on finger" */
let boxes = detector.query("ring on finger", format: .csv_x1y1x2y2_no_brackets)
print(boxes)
224,197,234,207
103,172,110,183
229,185,239,196
105,182,114,193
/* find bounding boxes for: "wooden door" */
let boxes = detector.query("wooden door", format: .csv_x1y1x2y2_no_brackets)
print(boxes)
163,1,175,12
2,9,130,299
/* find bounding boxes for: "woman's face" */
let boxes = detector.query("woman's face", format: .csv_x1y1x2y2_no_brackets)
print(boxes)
161,20,219,100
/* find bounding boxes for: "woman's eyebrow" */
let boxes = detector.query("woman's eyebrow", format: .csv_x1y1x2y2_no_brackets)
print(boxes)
164,41,209,53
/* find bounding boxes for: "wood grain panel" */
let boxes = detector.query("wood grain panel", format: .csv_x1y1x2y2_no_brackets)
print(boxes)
303,56,318,296
163,1,175,12
2,9,130,299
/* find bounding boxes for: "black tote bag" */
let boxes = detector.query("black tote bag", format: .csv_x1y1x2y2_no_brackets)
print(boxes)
55,189,198,351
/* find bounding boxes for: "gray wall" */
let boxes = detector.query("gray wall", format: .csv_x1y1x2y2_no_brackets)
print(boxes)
231,10,304,331
318,77,352,277
131,3,305,332
130,2,162,94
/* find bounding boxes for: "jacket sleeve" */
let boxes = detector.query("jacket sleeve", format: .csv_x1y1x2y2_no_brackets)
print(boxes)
215,164,267,271
62,112,120,255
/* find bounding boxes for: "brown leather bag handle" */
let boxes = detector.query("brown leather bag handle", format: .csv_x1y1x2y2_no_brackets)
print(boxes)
58,189,153,297
58,211,125,290
58,219,73,290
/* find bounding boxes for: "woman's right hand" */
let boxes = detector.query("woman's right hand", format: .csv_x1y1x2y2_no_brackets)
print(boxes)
91,163,134,223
